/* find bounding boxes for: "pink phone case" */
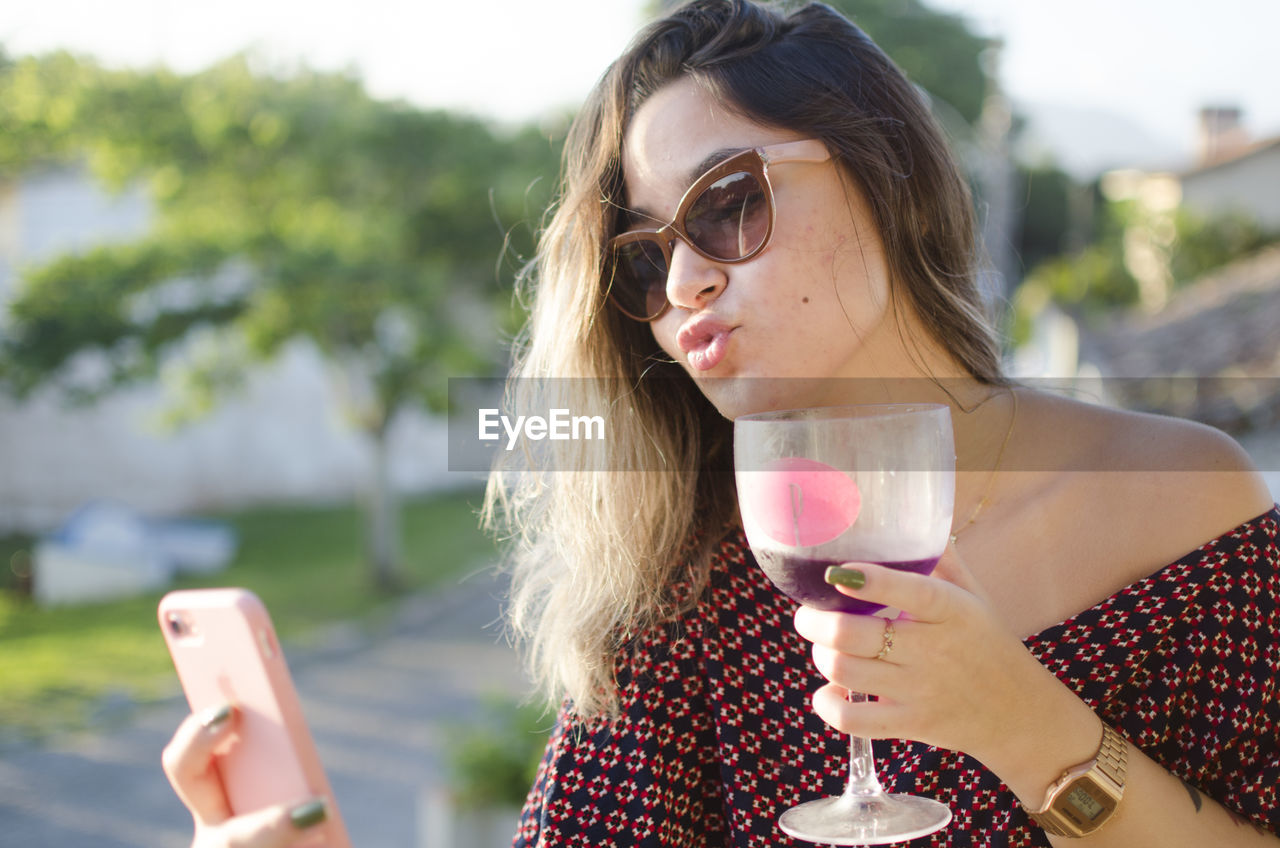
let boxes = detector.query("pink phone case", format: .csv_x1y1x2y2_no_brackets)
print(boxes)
158,588,352,847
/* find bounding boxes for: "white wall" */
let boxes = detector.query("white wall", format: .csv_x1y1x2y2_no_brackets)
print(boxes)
1180,143,1280,229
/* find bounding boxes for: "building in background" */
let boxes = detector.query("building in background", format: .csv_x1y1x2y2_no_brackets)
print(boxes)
1179,106,1280,229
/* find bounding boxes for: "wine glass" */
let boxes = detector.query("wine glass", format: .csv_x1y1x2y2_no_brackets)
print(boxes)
734,403,955,845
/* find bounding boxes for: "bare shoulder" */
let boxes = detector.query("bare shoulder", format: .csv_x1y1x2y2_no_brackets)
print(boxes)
1017,388,1274,563
960,387,1274,633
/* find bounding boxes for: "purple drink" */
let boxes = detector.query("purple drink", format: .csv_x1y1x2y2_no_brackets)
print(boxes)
734,404,957,842
753,549,941,615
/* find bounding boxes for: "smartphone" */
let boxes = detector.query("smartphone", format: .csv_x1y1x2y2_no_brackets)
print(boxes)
158,588,352,847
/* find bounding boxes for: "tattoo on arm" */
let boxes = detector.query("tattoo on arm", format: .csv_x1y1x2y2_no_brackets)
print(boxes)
1181,779,1203,813
1184,781,1271,837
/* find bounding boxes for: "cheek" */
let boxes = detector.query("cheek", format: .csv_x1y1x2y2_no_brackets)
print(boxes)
649,315,682,360
828,236,892,314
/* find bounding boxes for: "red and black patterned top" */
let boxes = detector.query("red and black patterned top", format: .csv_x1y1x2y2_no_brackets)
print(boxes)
514,507,1280,847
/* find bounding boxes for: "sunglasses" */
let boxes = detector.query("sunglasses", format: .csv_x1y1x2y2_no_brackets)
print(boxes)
605,138,831,322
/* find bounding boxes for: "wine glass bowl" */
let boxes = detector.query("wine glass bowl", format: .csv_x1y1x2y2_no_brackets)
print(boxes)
734,403,956,845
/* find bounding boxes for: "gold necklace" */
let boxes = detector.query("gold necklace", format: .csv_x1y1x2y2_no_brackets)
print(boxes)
951,387,1018,544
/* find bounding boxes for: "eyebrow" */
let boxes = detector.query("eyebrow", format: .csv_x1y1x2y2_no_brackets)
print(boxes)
687,146,750,185
624,146,752,224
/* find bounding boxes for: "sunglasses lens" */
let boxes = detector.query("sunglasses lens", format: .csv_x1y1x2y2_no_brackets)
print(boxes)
606,166,772,321
685,171,769,260
610,239,669,320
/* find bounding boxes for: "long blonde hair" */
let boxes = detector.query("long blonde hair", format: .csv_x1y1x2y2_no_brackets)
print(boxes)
485,0,1003,717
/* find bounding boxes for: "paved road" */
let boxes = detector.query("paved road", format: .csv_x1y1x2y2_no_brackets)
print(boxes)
0,569,529,848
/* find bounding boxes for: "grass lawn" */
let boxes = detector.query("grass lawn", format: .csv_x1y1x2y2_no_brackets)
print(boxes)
0,487,499,743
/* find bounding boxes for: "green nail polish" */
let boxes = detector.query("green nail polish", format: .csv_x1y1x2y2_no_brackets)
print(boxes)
198,703,233,730
825,566,866,590
290,799,328,830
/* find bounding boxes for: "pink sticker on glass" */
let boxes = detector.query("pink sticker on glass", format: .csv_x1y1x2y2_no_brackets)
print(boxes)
741,457,861,547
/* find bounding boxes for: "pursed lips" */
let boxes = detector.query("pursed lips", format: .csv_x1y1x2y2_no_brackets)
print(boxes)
676,314,736,372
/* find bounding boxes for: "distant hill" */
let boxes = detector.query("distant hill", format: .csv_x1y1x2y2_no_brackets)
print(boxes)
1013,99,1191,180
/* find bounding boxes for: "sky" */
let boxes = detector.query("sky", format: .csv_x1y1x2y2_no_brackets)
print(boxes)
3,0,1278,174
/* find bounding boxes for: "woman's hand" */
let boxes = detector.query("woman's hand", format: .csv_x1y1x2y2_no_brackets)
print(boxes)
792,545,1101,801
161,704,329,848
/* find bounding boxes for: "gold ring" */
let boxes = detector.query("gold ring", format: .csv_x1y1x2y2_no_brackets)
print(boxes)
875,618,895,661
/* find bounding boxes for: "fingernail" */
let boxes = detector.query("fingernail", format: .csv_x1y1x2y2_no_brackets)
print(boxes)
825,566,866,590
290,799,328,830
198,703,233,730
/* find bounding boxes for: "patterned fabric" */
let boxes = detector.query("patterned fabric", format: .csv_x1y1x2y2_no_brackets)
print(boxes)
513,508,1280,847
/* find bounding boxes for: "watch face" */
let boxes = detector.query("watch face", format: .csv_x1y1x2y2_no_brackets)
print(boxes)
1036,725,1127,836
1065,785,1106,822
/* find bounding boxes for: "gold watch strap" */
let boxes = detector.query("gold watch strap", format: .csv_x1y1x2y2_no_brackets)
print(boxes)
1028,723,1128,837
1095,723,1127,785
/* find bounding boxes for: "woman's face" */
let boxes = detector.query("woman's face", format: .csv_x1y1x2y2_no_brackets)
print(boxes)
620,77,904,419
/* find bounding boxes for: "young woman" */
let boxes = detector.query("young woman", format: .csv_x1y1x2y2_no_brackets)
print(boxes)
487,1,1280,846
160,1,1279,846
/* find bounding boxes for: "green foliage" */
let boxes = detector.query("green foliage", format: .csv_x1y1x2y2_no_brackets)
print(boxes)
824,0,992,124
1012,198,1280,344
2,236,239,400
444,696,550,810
0,51,95,172
1168,208,1277,284
1013,163,1078,275
1022,197,1139,313
0,51,559,586
0,52,560,427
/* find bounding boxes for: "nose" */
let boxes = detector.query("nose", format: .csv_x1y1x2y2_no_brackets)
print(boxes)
665,239,727,312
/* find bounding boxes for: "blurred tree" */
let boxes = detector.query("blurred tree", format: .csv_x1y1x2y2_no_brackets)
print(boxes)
1168,208,1278,285
824,0,991,125
0,52,559,588
1013,162,1081,275
1011,196,1280,344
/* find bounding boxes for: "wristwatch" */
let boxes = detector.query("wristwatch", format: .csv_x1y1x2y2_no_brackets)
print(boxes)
1025,723,1128,837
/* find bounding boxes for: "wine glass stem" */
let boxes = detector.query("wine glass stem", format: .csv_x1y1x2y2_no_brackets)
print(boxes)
845,691,886,798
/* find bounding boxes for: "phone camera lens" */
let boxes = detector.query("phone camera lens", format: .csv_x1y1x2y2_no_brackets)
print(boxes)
166,613,187,637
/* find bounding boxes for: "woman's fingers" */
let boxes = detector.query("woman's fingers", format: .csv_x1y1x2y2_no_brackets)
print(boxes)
810,642,901,692
163,704,331,848
793,605,895,659
195,799,329,848
161,703,238,826
811,683,901,738
822,562,956,623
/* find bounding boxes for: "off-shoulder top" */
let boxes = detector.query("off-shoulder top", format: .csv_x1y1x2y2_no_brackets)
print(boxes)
514,507,1280,847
